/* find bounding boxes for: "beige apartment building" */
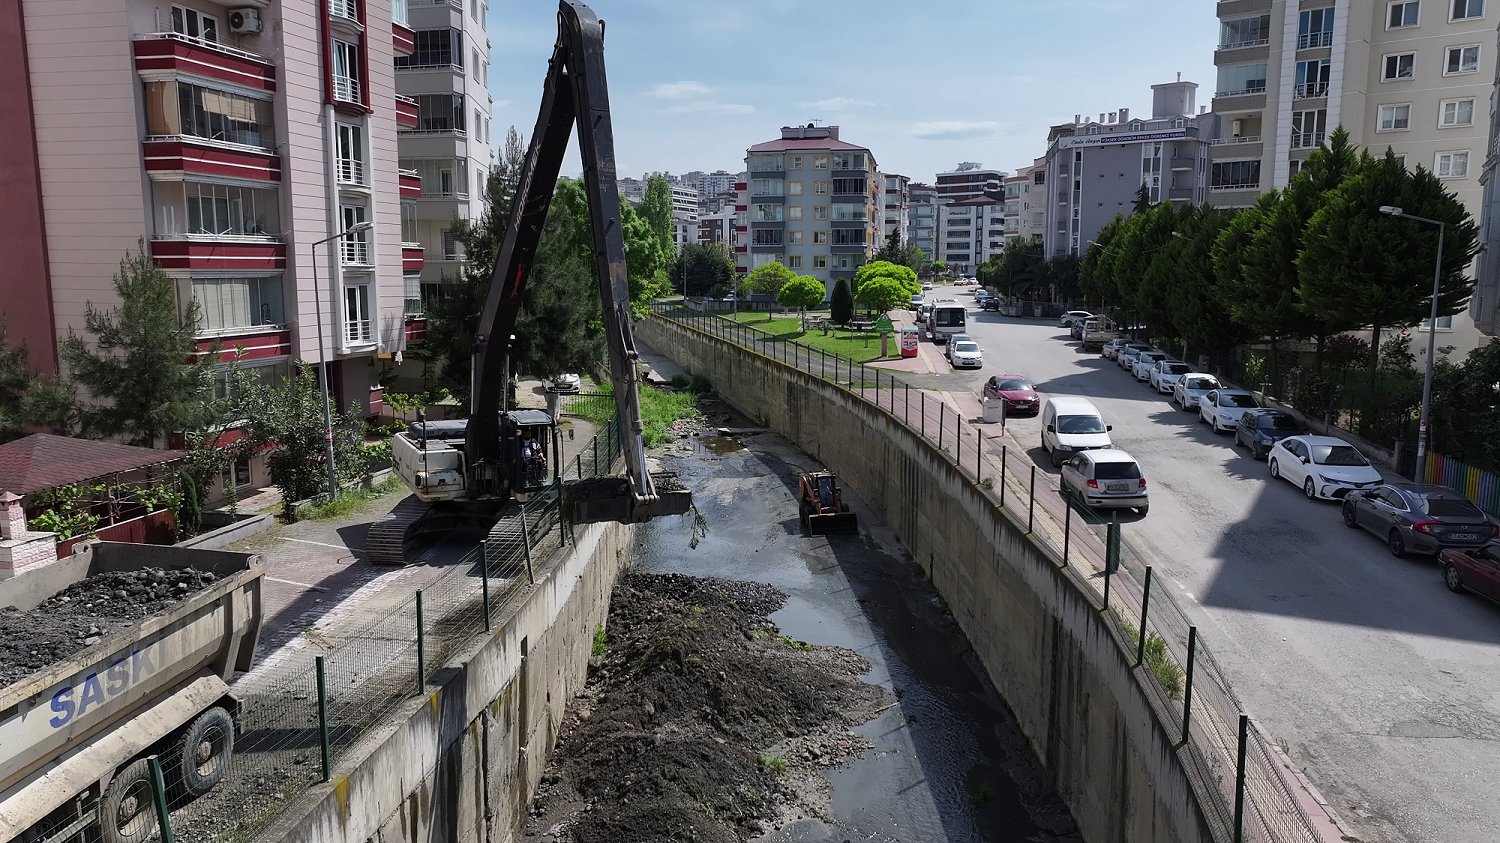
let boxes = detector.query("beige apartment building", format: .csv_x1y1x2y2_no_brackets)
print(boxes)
1212,0,1493,352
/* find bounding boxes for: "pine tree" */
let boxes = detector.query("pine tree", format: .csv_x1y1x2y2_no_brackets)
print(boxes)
0,320,75,442
829,278,854,327
60,245,214,447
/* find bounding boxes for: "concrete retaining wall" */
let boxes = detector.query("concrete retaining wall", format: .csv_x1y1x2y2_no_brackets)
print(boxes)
255,519,633,843
638,316,1220,843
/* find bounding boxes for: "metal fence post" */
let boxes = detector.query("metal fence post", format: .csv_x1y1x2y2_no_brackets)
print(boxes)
920,391,926,436
999,445,1007,507
482,544,492,632
574,452,582,481
1181,626,1198,745
520,509,536,584
416,590,425,692
593,434,600,476
821,348,827,379
316,655,331,782
1062,490,1072,565
147,755,176,843
1234,715,1249,843
939,401,945,450
905,383,910,424
976,429,982,481
1136,565,1153,667
1027,465,1036,533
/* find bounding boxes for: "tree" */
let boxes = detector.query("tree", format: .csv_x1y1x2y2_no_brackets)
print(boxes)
1080,215,1124,307
510,179,608,378
671,243,734,297
777,275,826,328
854,260,920,301
1299,150,1480,383
60,245,216,447
1430,340,1500,471
829,277,855,327
873,230,906,265
931,260,947,276
1047,254,1082,302
1132,183,1153,213
994,236,1045,297
748,261,795,319
638,175,676,260
1161,206,1250,364
0,321,74,442
854,274,911,315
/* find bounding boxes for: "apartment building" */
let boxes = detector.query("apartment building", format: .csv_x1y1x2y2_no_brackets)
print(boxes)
880,173,911,244
671,184,699,221
396,0,492,308
736,125,879,295
907,183,938,261
1212,0,1493,349
1041,81,1220,258
0,0,419,430
698,211,733,247
937,196,1006,274
934,163,1006,202
1002,161,1047,247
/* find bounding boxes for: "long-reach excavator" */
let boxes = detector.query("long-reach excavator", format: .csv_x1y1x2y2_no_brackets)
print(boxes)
368,1,691,564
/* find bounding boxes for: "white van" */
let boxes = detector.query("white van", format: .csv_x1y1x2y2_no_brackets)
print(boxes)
1040,396,1113,467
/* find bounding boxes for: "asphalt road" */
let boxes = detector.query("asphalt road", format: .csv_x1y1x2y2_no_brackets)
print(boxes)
914,306,1500,843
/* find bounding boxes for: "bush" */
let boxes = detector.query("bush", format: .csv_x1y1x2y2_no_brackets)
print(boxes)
669,373,691,390
688,374,713,395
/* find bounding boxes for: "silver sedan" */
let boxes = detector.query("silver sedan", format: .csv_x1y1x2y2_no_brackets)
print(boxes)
1196,388,1260,433
1171,373,1220,412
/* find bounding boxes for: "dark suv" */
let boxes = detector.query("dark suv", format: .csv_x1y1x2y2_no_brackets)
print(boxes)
1234,409,1308,459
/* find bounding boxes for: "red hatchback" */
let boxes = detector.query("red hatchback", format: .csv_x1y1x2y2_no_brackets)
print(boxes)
1440,542,1500,605
982,375,1040,416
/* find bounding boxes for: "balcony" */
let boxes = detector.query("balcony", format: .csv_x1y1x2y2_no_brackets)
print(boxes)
1170,157,1195,171
337,157,366,188
1297,31,1334,50
395,94,419,128
1214,85,1266,99
133,33,276,92
1168,187,1195,201
344,319,374,345
1208,183,1260,193
1291,131,1325,150
1217,38,1269,51
399,168,422,199
393,22,416,57
402,244,424,271
341,239,372,267
143,137,282,182
149,237,286,271
333,75,361,105
1211,135,1262,146
1294,82,1329,100
193,329,291,364
330,0,361,26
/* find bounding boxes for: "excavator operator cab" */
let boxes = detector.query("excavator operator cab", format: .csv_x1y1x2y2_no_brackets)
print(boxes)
501,409,558,500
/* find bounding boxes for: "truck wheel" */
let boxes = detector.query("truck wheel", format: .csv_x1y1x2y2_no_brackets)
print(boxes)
100,758,157,843
169,707,235,798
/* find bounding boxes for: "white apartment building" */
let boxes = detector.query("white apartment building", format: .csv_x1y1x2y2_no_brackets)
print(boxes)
907,183,938,260
1002,161,1047,247
937,196,1006,274
671,184,699,221
880,173,911,244
1212,0,1493,351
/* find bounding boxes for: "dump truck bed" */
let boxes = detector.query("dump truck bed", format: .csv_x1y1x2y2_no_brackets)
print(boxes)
0,542,263,830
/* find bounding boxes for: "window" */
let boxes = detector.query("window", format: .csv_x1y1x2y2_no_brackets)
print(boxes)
401,200,418,243
336,123,365,183
787,206,802,221
1295,59,1331,98
813,231,828,245
788,255,802,269
1299,8,1336,47
1378,103,1411,131
787,181,803,196
1209,160,1261,189
1388,1,1420,27
830,152,866,170
830,228,866,245
412,93,463,132
1383,53,1415,80
1220,14,1271,48
1420,314,1454,330
340,204,369,264
1436,150,1470,177
811,155,828,170
397,29,463,69
787,155,803,170
750,178,784,196
812,180,829,195
171,6,218,42
475,110,483,141
166,181,277,236
750,203,783,222
344,284,372,344
1141,142,1162,203
833,254,857,270
471,49,480,80
1216,63,1267,96
1032,170,1045,185
1453,0,1485,19
1292,109,1328,148
145,81,274,147
812,206,828,220
1391,153,1407,168
332,39,360,102
812,255,828,269
440,227,460,259
190,276,284,331
830,203,866,221
751,229,783,246
788,230,803,245
1439,98,1475,127
831,177,866,194
748,153,784,171
1446,45,1480,75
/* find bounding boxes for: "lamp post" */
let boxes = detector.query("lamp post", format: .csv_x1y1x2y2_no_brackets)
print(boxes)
1378,205,1444,481
310,220,374,498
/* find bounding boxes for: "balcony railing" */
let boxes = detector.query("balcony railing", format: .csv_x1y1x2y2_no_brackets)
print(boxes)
1209,183,1259,192
406,0,462,6
1291,131,1325,149
337,157,366,185
330,0,359,23
1214,86,1266,98
1294,82,1329,99
345,320,373,344
333,76,360,104
398,127,468,137
1298,31,1334,50
1218,38,1269,50
341,239,371,265
1210,135,1263,146
136,30,265,62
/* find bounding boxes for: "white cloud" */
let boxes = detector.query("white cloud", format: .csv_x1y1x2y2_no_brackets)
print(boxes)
656,101,754,116
647,81,712,99
800,97,874,111
910,121,999,140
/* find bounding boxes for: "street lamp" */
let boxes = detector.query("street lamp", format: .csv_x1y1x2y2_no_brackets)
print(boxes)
310,220,374,498
1378,205,1444,481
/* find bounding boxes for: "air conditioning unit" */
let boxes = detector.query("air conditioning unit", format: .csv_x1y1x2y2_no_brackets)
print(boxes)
229,8,262,34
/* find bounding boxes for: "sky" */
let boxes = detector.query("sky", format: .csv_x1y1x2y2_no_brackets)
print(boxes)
487,0,1219,184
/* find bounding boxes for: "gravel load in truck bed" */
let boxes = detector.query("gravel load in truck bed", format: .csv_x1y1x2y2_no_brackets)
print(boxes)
0,567,221,686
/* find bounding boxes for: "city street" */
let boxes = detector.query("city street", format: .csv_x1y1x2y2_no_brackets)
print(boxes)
909,305,1500,843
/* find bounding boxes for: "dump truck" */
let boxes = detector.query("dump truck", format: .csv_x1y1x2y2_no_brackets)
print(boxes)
0,542,263,843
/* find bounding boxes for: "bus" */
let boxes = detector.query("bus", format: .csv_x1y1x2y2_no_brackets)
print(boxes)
925,301,967,343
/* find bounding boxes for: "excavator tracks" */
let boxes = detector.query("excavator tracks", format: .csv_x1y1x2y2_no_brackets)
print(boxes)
365,497,432,565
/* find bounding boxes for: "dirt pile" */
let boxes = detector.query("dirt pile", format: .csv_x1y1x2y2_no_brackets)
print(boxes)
525,571,890,843
0,567,221,685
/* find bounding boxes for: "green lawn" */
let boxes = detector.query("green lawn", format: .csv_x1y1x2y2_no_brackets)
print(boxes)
559,383,698,447
724,312,904,363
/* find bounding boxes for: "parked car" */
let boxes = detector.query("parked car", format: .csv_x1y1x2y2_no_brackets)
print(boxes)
723,293,736,303
1171,373,1220,412
1070,320,1088,340
1343,484,1497,557
948,333,973,347
1267,435,1383,501
1041,396,1113,467
982,297,1001,312
1059,310,1093,328
1060,449,1149,515
1148,360,1192,393
1081,318,1121,352
548,373,582,393
922,282,934,292
1117,343,1153,370
982,375,1040,416
910,293,925,312
947,339,983,368
1439,542,1500,604
1196,389,1260,433
1102,338,1132,360
1132,351,1170,381
1233,409,1308,459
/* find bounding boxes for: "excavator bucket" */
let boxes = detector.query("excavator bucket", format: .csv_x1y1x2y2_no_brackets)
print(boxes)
806,510,858,536
567,472,693,525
